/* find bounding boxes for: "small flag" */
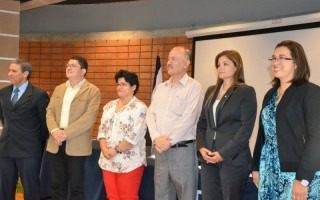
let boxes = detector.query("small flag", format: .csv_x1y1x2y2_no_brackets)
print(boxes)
152,55,162,92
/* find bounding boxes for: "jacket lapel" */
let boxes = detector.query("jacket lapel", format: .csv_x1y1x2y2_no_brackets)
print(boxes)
58,84,67,104
72,80,89,102
215,85,237,126
4,86,14,108
206,88,219,129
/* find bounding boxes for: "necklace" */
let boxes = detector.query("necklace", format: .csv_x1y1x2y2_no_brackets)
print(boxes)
276,84,291,104
219,88,226,96
276,88,284,103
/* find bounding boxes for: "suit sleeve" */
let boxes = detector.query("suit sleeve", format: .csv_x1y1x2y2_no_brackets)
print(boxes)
252,114,264,171
37,89,50,143
0,90,3,124
196,86,213,151
46,87,60,132
296,84,320,181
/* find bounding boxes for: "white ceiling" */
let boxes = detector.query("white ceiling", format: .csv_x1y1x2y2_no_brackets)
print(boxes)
20,0,320,34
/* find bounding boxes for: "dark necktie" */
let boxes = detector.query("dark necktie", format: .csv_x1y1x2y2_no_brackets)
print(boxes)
11,88,19,106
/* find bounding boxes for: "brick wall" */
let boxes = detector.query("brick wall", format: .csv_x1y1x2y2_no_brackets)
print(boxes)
19,36,193,138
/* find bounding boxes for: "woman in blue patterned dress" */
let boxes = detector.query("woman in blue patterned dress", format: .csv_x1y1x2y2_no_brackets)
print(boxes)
252,40,320,200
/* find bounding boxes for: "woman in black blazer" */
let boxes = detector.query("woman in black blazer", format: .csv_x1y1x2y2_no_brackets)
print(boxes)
252,40,320,200
197,50,257,200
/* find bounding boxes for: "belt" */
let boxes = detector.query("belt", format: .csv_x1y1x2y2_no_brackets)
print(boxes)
171,140,195,148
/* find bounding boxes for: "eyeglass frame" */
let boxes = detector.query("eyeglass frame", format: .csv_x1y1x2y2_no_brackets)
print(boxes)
268,56,294,63
65,64,81,68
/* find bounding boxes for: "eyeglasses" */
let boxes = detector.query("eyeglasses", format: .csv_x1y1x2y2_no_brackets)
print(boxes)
65,64,80,68
268,56,294,63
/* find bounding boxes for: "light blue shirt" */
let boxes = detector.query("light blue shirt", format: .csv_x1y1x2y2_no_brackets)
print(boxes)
12,81,29,101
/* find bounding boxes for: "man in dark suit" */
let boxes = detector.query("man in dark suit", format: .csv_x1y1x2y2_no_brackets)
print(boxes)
0,59,49,200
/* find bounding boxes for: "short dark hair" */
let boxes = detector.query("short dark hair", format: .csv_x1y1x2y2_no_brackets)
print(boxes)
12,59,32,80
114,70,140,95
272,40,310,86
71,56,88,76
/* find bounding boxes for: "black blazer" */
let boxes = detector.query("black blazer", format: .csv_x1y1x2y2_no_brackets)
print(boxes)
0,83,49,157
197,84,257,165
253,82,320,182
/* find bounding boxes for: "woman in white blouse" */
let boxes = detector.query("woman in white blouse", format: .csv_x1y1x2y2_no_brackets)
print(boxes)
97,70,147,200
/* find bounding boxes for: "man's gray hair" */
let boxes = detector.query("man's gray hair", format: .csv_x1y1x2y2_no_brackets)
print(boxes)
12,59,32,80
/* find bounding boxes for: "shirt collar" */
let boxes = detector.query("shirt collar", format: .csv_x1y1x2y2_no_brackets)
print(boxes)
166,73,189,87
13,81,28,92
66,78,86,89
116,96,137,106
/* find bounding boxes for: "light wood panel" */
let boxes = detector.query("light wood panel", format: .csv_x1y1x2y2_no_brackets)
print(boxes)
21,0,66,11
0,36,19,58
0,0,19,90
0,60,10,80
0,12,19,34
0,0,19,12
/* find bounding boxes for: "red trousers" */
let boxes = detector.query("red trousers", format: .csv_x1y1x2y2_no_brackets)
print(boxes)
102,165,144,200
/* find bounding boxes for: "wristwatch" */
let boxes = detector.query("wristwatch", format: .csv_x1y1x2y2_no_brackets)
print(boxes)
114,146,122,154
300,179,309,187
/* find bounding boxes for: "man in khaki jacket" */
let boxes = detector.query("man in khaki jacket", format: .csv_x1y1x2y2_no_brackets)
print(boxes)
46,56,101,200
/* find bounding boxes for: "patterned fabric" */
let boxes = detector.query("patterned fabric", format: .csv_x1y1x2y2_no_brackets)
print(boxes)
97,96,147,173
258,90,320,199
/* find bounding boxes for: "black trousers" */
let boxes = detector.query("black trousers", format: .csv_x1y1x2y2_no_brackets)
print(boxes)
200,161,250,200
48,142,86,200
0,155,41,200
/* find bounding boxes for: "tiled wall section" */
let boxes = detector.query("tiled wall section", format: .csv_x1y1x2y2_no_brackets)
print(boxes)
19,36,193,138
